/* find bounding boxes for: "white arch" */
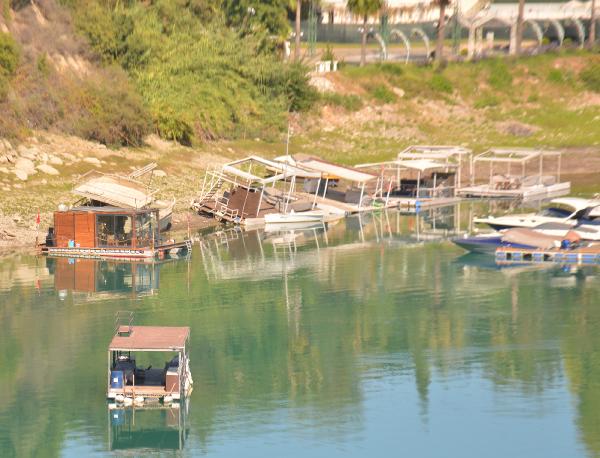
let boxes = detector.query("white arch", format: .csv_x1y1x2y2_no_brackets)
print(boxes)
390,28,411,64
524,19,544,48
367,31,387,61
545,19,565,46
411,27,431,59
568,18,585,48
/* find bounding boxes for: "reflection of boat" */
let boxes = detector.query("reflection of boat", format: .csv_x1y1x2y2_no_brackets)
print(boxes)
108,402,189,452
264,221,325,233
73,165,175,232
47,257,166,299
264,210,325,224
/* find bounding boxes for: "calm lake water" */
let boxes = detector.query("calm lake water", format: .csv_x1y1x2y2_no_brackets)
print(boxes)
1,202,600,457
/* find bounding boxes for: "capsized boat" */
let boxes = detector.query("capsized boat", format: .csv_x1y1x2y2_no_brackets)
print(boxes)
473,197,600,231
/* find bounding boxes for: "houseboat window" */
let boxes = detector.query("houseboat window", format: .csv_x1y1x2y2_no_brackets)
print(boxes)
135,213,154,247
96,214,133,247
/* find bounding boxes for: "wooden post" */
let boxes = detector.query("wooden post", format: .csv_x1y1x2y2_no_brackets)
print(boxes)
256,187,265,217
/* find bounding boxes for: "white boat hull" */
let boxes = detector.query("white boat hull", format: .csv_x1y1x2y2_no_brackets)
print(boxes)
264,211,325,224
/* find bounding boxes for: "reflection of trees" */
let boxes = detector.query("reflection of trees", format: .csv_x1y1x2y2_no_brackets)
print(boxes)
3,226,600,454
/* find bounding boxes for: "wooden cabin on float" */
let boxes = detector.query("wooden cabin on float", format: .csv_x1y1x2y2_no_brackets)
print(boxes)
41,206,190,259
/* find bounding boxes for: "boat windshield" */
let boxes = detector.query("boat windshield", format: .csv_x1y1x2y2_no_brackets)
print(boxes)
538,206,574,218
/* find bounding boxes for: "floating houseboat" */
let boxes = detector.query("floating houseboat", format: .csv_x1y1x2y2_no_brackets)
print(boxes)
40,206,191,259
355,158,462,210
458,148,570,199
192,156,330,226
107,316,193,404
73,164,175,231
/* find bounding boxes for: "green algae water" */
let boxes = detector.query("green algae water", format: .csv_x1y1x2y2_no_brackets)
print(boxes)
1,206,600,457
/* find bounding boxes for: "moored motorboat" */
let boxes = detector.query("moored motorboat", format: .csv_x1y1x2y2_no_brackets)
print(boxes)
264,210,325,225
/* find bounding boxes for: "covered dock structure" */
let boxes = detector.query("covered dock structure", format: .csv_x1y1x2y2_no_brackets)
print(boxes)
276,155,394,214
192,156,325,225
458,148,570,200
356,158,462,211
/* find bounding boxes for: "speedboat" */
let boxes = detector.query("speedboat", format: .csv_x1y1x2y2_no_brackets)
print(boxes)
452,232,537,254
473,197,599,231
452,228,567,255
264,210,325,225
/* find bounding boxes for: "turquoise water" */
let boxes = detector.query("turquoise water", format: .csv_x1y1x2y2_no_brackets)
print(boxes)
1,205,600,457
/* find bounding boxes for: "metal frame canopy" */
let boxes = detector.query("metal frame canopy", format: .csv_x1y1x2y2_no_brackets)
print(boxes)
109,326,190,352
397,145,472,161
470,148,563,186
222,155,321,186
293,156,378,184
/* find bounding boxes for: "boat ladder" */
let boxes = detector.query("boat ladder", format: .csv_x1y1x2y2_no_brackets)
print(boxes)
114,310,134,336
184,239,193,253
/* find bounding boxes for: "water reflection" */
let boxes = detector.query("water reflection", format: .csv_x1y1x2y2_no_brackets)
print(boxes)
2,201,600,456
107,401,189,452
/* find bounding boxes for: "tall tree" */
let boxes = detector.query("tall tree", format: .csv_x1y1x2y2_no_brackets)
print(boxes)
589,0,597,49
434,0,450,62
515,0,526,55
347,0,383,67
291,0,302,60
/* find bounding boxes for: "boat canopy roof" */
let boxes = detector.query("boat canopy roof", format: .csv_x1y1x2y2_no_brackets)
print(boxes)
473,148,562,164
223,156,322,184
109,326,190,351
356,159,458,172
397,145,471,160
291,156,377,183
73,173,153,208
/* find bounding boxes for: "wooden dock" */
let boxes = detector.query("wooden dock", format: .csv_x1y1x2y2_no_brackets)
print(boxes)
496,245,600,265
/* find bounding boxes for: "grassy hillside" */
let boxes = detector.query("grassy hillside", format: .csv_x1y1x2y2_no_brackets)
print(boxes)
292,51,600,165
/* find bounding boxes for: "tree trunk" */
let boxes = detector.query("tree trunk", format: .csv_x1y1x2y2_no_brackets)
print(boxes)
436,2,447,62
294,0,302,61
360,15,367,67
516,0,525,55
589,0,597,49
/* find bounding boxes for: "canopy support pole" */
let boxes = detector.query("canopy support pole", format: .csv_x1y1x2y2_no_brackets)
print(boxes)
312,177,321,209
359,182,365,210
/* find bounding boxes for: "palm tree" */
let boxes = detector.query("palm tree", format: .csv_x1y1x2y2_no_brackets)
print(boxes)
589,0,597,49
347,0,384,66
434,0,451,62
516,0,526,55
291,0,302,61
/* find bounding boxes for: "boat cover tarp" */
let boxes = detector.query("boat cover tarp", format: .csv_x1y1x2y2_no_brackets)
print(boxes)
74,176,152,208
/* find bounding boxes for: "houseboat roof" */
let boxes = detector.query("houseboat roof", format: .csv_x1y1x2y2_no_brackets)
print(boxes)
73,172,154,209
109,325,190,351
65,206,158,215
474,148,562,163
292,156,377,183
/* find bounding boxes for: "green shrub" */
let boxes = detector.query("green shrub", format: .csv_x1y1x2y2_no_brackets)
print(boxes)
547,68,565,83
429,73,453,93
321,92,363,111
488,59,513,89
474,93,500,109
377,62,404,77
322,43,336,62
580,62,600,92
367,84,397,103
0,32,19,76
